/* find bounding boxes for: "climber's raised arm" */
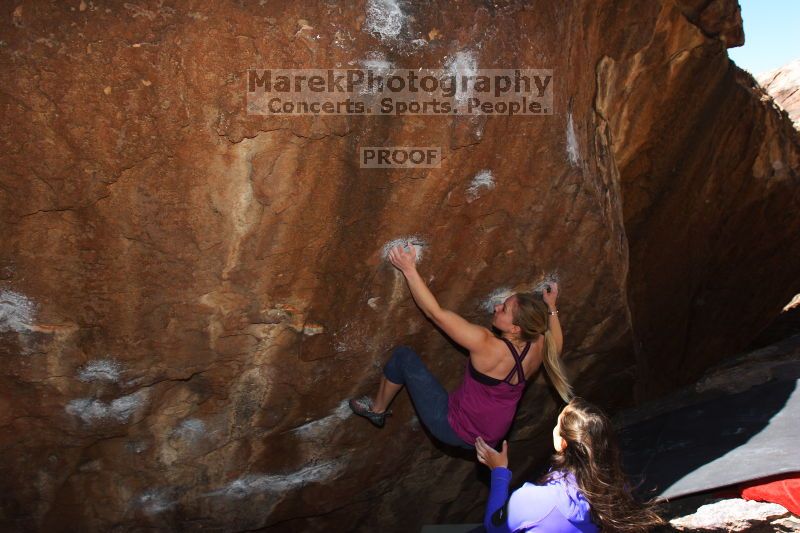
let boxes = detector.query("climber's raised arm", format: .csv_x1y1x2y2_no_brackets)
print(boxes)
388,243,492,352
542,282,563,355
428,305,493,352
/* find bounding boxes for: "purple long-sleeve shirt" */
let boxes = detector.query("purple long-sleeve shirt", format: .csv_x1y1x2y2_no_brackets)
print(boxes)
484,467,599,533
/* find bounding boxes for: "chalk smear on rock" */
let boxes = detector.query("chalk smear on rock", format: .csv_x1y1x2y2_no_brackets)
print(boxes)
482,274,560,313
482,287,514,314
65,390,149,424
77,359,123,383
360,52,394,95
533,273,560,294
566,111,580,166
138,488,178,515
209,460,344,499
0,289,36,333
466,169,495,201
382,237,426,263
364,0,404,40
445,51,478,105
291,400,352,438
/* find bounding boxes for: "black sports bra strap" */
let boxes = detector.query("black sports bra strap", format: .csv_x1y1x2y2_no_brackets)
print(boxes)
500,339,531,384
500,338,518,356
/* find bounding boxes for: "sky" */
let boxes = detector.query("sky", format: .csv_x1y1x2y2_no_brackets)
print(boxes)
728,0,800,76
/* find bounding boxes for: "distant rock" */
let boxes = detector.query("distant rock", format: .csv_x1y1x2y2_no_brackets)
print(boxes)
759,58,800,129
669,498,798,532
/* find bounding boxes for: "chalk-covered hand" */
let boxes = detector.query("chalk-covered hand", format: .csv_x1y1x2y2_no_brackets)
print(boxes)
388,242,417,274
543,281,559,310
475,437,509,469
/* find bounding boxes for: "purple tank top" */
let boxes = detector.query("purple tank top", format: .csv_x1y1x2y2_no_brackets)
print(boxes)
448,339,531,447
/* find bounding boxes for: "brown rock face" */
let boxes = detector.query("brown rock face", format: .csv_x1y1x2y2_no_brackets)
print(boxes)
0,1,798,532
676,0,745,47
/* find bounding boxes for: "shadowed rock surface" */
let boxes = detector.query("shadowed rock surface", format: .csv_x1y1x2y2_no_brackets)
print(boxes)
624,326,800,531
0,1,799,531
617,332,800,499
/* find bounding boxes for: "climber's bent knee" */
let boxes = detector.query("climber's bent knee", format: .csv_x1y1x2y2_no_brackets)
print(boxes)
383,345,419,384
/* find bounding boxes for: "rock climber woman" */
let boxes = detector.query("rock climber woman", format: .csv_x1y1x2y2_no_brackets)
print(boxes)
349,242,573,449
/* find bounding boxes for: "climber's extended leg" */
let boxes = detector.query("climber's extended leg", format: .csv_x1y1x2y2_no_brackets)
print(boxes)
354,345,470,448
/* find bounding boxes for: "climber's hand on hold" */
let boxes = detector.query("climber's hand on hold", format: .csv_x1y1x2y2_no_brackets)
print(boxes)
475,437,509,469
543,281,559,309
388,242,417,275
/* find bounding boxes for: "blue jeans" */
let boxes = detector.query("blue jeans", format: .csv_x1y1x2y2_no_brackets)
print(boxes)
384,346,472,449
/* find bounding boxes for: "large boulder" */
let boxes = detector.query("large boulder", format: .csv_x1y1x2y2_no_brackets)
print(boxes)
1,1,798,531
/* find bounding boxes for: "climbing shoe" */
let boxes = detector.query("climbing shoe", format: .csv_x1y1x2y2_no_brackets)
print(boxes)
348,396,390,428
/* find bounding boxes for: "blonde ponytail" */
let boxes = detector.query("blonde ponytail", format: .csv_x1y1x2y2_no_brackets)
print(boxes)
513,293,574,401
542,329,573,402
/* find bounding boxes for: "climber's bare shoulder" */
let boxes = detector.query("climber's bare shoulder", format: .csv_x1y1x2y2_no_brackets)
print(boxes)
471,335,545,378
469,334,511,364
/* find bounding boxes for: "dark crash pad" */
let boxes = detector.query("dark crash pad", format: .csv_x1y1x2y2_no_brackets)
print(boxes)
618,378,800,500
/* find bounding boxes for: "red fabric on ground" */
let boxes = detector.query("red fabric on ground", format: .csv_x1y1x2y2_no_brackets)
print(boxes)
740,473,800,515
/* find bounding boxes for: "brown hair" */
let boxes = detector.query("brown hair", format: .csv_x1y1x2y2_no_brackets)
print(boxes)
513,292,573,401
542,398,664,532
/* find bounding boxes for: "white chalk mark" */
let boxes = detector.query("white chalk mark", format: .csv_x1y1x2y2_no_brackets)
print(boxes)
138,488,177,515
0,290,36,333
466,169,495,201
482,287,514,314
382,237,426,263
481,272,558,313
77,359,123,383
208,460,343,499
291,400,352,438
364,0,404,40
532,273,560,294
481,274,560,314
360,52,395,95
566,112,580,166
361,51,393,71
445,51,478,105
65,390,149,424
331,321,381,355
